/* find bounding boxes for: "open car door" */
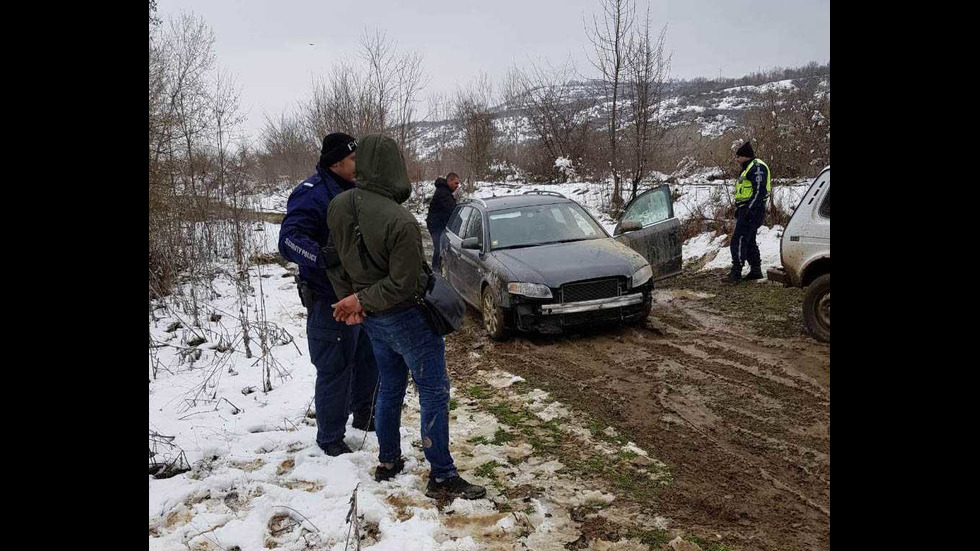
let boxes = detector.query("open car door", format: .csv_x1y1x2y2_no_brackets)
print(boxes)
613,184,683,281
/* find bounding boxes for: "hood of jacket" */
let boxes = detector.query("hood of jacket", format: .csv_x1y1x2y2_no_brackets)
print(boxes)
354,134,412,204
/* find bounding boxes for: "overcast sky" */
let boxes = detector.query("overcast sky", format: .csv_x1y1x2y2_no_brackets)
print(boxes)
156,0,830,145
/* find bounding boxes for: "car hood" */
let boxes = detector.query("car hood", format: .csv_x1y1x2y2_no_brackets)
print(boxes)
490,238,648,288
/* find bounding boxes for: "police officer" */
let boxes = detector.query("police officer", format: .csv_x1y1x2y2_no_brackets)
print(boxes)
278,132,379,456
727,140,771,283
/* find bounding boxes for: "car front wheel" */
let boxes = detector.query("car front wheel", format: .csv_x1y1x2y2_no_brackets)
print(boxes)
482,286,509,341
803,274,830,343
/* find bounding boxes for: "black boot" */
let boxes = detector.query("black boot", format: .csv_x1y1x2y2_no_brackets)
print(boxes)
724,266,742,283
426,475,487,500
374,457,406,482
744,266,764,280
320,441,352,457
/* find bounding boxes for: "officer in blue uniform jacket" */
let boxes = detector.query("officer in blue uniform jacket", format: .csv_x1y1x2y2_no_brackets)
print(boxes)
278,132,379,456
727,140,771,283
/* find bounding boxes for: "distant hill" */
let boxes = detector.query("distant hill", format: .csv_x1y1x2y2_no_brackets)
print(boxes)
412,63,830,160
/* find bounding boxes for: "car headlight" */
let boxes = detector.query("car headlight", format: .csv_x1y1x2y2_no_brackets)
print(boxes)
632,265,653,288
507,282,553,299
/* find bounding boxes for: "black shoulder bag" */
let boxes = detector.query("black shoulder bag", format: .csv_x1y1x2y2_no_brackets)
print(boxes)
349,191,464,336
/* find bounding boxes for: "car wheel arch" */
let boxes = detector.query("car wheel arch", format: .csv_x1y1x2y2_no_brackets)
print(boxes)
801,257,830,287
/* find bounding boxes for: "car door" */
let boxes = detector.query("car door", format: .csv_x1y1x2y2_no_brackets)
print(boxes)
613,184,683,281
456,207,486,305
444,206,472,288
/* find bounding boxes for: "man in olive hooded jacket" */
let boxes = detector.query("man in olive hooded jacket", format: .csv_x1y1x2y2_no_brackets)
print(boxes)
325,134,485,500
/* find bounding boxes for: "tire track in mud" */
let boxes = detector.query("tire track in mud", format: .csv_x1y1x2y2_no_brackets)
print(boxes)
445,287,830,551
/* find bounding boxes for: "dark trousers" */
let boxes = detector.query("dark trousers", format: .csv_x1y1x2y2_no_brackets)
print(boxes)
731,207,764,270
306,298,379,448
428,226,445,272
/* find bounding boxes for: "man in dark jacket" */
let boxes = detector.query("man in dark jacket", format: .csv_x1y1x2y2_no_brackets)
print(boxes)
325,135,485,501
277,132,379,457
424,173,459,272
727,140,771,282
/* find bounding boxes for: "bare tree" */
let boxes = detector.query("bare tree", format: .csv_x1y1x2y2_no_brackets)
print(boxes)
394,50,428,152
259,111,315,187
586,0,635,213
453,74,498,182
624,6,670,201
361,29,398,133
504,60,594,180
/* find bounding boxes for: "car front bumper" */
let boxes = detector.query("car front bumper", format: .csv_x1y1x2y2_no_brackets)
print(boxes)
539,292,645,314
511,290,651,334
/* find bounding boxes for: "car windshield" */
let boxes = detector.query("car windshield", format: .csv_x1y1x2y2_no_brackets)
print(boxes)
488,202,607,250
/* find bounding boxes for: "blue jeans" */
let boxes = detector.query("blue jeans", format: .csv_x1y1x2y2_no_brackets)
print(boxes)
428,227,445,272
362,306,458,479
307,298,379,448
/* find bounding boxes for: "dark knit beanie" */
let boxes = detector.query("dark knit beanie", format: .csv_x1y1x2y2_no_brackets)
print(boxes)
735,141,755,158
318,133,357,169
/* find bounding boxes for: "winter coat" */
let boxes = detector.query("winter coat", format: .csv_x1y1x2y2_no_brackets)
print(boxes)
278,165,356,300
326,134,429,314
425,177,456,232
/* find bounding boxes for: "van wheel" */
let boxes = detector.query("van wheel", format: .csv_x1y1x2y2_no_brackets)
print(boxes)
803,274,830,343
482,286,509,341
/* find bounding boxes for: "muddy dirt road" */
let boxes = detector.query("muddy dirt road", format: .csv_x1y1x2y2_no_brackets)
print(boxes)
442,269,830,551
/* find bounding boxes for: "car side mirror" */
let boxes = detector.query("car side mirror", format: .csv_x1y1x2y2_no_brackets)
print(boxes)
619,220,643,233
462,237,481,250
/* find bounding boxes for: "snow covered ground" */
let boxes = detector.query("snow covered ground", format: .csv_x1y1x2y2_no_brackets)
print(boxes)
151,166,814,547
149,247,665,549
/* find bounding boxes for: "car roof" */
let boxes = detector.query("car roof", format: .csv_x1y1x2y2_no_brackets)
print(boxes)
461,194,572,212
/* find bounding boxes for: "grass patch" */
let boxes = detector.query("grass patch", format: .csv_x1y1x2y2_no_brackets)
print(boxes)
625,527,670,547
467,435,489,446
449,398,458,411
466,384,490,399
475,460,502,479
684,535,732,551
487,403,531,426
618,449,639,461
492,427,516,445
588,419,629,446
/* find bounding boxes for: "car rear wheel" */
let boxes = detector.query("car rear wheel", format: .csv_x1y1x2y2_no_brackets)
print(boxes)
803,274,830,343
482,286,509,341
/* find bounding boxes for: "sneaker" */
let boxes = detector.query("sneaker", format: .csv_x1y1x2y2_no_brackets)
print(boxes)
744,267,764,280
352,416,375,432
425,475,486,500
320,441,353,457
374,457,406,482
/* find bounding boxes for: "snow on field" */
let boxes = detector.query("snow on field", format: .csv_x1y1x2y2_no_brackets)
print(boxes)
149,260,496,549
149,248,664,548
682,225,786,274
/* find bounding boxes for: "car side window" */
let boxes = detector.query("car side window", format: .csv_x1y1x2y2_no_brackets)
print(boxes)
450,207,472,237
464,209,484,246
818,189,830,218
621,186,672,228
446,208,463,235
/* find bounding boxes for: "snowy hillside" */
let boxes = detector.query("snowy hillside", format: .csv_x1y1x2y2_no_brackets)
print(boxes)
412,73,830,158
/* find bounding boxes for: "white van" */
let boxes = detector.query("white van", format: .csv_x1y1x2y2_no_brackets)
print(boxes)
767,166,830,342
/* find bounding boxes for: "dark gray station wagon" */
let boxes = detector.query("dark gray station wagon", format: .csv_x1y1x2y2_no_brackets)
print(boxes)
438,187,682,339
